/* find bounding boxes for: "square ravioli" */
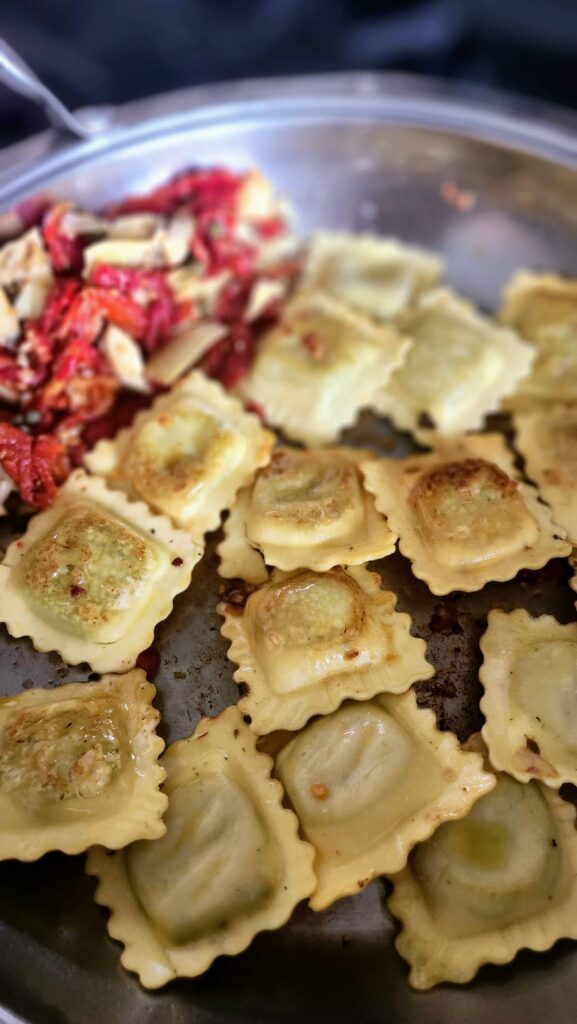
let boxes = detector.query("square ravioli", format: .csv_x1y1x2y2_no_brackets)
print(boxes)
514,406,577,544
87,706,315,989
85,371,274,537
500,271,577,411
218,446,398,584
236,289,410,446
362,433,570,595
219,565,433,734
302,232,443,320
480,609,577,788
389,739,577,988
274,691,494,910
374,288,534,444
0,670,166,861
0,470,202,672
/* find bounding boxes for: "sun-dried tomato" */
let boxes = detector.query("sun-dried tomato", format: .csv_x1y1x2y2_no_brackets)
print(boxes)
0,423,69,508
15,194,52,230
107,167,244,220
89,265,182,352
57,286,147,345
42,203,84,273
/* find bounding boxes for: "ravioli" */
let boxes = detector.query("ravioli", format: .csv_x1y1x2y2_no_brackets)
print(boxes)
275,692,494,911
87,706,315,989
0,470,201,672
302,232,442,320
218,446,398,584
480,609,577,787
85,371,274,537
500,271,577,411
374,288,534,444
0,670,166,861
236,289,410,445
219,565,433,734
514,407,577,544
389,740,577,988
362,433,570,595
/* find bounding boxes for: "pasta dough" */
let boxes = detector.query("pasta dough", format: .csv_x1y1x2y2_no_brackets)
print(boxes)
500,271,577,411
218,446,397,583
480,609,577,787
0,670,166,860
374,288,534,444
85,371,274,536
0,470,202,672
513,406,577,544
87,706,315,988
362,434,570,595
236,289,410,445
302,232,442,320
389,740,577,988
219,565,433,733
275,692,495,910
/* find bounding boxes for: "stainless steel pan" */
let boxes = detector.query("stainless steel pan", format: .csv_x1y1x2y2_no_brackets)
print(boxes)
0,71,577,1024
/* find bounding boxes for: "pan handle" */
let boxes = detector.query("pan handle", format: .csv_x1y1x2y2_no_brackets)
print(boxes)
0,37,108,139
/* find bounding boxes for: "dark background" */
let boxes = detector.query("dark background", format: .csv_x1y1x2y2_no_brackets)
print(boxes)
0,0,576,145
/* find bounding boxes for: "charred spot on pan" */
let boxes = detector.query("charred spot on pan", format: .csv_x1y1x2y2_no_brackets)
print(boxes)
417,411,436,430
218,579,255,611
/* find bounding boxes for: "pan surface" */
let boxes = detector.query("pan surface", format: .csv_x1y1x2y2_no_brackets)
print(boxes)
1,72,577,1024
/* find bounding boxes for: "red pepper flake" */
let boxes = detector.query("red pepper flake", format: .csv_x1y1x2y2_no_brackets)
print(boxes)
171,557,184,567
70,585,86,597
244,401,268,424
311,783,330,800
135,645,161,679
302,332,326,359
344,650,359,661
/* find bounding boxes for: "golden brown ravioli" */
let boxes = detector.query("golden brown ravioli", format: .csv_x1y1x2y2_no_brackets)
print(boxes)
389,738,577,988
362,434,569,595
85,371,274,537
219,565,433,733
0,670,166,861
275,692,494,910
87,706,315,989
218,446,397,583
0,470,202,672
236,289,410,445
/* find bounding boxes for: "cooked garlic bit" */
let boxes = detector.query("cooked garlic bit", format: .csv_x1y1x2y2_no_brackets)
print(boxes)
0,227,53,324
374,287,534,444
362,433,570,595
87,706,315,989
389,745,577,988
237,289,410,446
85,371,274,537
0,669,166,861
101,324,150,393
220,564,433,733
0,470,202,672
481,608,577,787
218,445,397,584
276,692,494,910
